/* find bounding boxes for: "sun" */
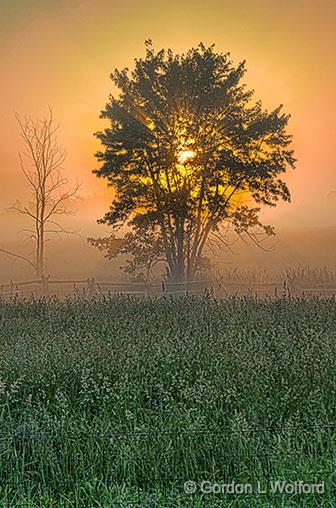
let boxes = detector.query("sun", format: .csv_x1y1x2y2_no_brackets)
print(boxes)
178,150,195,164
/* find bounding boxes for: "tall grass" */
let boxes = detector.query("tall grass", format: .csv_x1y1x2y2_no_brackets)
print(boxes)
217,266,336,285
0,295,335,506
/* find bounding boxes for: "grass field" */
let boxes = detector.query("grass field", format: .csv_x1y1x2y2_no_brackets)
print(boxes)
0,295,335,507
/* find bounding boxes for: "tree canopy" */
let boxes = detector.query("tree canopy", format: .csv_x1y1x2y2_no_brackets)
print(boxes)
89,42,295,282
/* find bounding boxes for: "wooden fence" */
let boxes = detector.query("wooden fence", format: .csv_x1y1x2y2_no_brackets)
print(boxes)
0,277,336,299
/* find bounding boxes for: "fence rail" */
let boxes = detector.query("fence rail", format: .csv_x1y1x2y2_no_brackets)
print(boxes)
0,276,336,299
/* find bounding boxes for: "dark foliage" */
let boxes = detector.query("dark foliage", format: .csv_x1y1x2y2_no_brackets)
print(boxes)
89,42,295,281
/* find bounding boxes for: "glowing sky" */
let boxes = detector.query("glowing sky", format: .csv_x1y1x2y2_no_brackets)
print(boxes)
1,0,335,231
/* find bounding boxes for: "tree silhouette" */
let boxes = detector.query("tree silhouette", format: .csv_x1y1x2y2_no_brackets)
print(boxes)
89,42,295,282
0,109,79,278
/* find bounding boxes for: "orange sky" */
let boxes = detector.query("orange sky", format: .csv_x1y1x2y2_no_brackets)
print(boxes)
1,0,335,235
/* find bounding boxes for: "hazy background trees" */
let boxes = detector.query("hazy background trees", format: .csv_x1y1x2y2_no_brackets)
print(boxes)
89,42,295,282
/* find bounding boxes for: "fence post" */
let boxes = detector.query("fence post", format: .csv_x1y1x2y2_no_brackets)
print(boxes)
41,276,49,295
88,277,96,296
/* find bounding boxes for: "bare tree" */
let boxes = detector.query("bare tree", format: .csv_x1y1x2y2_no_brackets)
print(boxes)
0,109,79,278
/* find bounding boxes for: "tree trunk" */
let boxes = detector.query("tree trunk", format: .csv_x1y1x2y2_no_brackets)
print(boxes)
175,218,185,282
39,225,45,278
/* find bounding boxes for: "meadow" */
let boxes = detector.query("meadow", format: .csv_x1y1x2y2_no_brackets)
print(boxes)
0,294,335,507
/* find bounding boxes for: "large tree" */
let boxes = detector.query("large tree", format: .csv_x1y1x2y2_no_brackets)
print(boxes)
89,42,295,282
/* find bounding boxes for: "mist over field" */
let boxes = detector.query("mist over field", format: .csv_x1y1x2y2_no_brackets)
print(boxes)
0,224,335,282
0,178,335,282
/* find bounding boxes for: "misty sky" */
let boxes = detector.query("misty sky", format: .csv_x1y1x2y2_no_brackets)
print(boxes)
0,0,335,238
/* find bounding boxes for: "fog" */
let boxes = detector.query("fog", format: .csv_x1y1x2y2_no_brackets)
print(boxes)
1,0,336,282
0,221,335,283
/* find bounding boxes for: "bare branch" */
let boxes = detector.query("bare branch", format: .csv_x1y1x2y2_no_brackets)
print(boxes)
0,247,36,270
